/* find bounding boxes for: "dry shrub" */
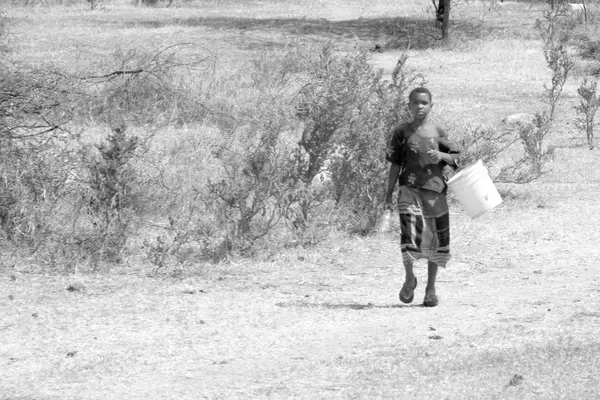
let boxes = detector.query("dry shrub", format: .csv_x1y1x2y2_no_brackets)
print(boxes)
575,78,600,150
140,43,426,263
76,126,140,263
455,124,517,171
456,6,573,184
0,61,79,251
138,50,299,266
207,122,296,254
27,125,144,272
1,49,154,270
327,54,424,233
291,44,424,235
204,50,300,255
82,45,215,128
8,7,584,267
574,25,600,75
136,125,228,270
494,5,573,183
455,8,573,184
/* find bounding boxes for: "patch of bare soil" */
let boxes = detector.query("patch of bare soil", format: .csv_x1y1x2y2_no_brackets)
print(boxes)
2,149,599,399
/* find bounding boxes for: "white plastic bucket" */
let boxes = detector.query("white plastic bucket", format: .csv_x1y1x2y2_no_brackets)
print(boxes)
447,160,502,219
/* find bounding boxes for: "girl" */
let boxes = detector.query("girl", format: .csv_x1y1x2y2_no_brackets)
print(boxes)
384,87,460,307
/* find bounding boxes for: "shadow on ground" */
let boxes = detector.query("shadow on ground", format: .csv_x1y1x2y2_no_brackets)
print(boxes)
123,16,453,49
275,300,421,309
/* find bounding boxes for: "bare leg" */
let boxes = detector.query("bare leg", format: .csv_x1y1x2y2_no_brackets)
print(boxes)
399,258,417,303
404,259,416,285
426,260,438,297
424,260,439,307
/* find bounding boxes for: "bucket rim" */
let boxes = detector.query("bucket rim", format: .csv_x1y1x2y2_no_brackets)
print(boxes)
447,159,484,185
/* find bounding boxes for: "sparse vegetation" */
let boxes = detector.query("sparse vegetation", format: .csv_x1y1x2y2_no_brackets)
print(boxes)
576,77,600,149
79,126,140,263
495,4,574,182
2,1,600,399
0,0,597,263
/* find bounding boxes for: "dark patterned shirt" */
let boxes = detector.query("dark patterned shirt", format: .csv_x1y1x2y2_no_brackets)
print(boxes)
386,123,460,193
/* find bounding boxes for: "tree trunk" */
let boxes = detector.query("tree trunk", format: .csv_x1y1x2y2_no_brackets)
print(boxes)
441,0,451,40
436,0,445,24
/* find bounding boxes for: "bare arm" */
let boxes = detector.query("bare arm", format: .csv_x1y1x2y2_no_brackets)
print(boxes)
429,150,457,165
385,163,401,209
431,125,460,166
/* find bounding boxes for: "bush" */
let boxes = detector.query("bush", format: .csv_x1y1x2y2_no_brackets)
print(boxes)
141,43,426,262
205,51,299,254
455,124,517,171
493,5,574,183
291,44,423,234
138,49,299,264
327,54,423,233
0,28,440,266
78,126,140,263
137,125,232,269
0,53,146,269
578,37,600,61
82,45,215,128
576,78,600,150
207,121,296,254
0,62,79,245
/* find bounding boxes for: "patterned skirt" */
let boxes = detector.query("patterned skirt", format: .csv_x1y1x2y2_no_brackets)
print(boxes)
397,186,451,267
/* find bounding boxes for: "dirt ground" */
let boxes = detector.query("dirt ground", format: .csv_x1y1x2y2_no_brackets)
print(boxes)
2,1,600,398
2,146,600,399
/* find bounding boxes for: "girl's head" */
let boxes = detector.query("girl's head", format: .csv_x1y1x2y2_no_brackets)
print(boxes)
408,87,432,103
408,87,433,121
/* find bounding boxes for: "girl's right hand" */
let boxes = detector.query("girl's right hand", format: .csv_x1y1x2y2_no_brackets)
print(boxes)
428,149,442,162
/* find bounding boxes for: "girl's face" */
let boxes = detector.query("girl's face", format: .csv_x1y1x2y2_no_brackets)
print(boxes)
409,92,433,120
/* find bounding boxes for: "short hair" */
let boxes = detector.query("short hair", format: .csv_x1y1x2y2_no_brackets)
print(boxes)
409,87,432,102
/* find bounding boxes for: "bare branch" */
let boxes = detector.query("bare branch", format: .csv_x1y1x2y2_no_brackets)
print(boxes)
84,69,144,80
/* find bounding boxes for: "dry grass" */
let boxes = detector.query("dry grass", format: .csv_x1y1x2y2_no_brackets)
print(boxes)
2,0,600,399
2,163,600,398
